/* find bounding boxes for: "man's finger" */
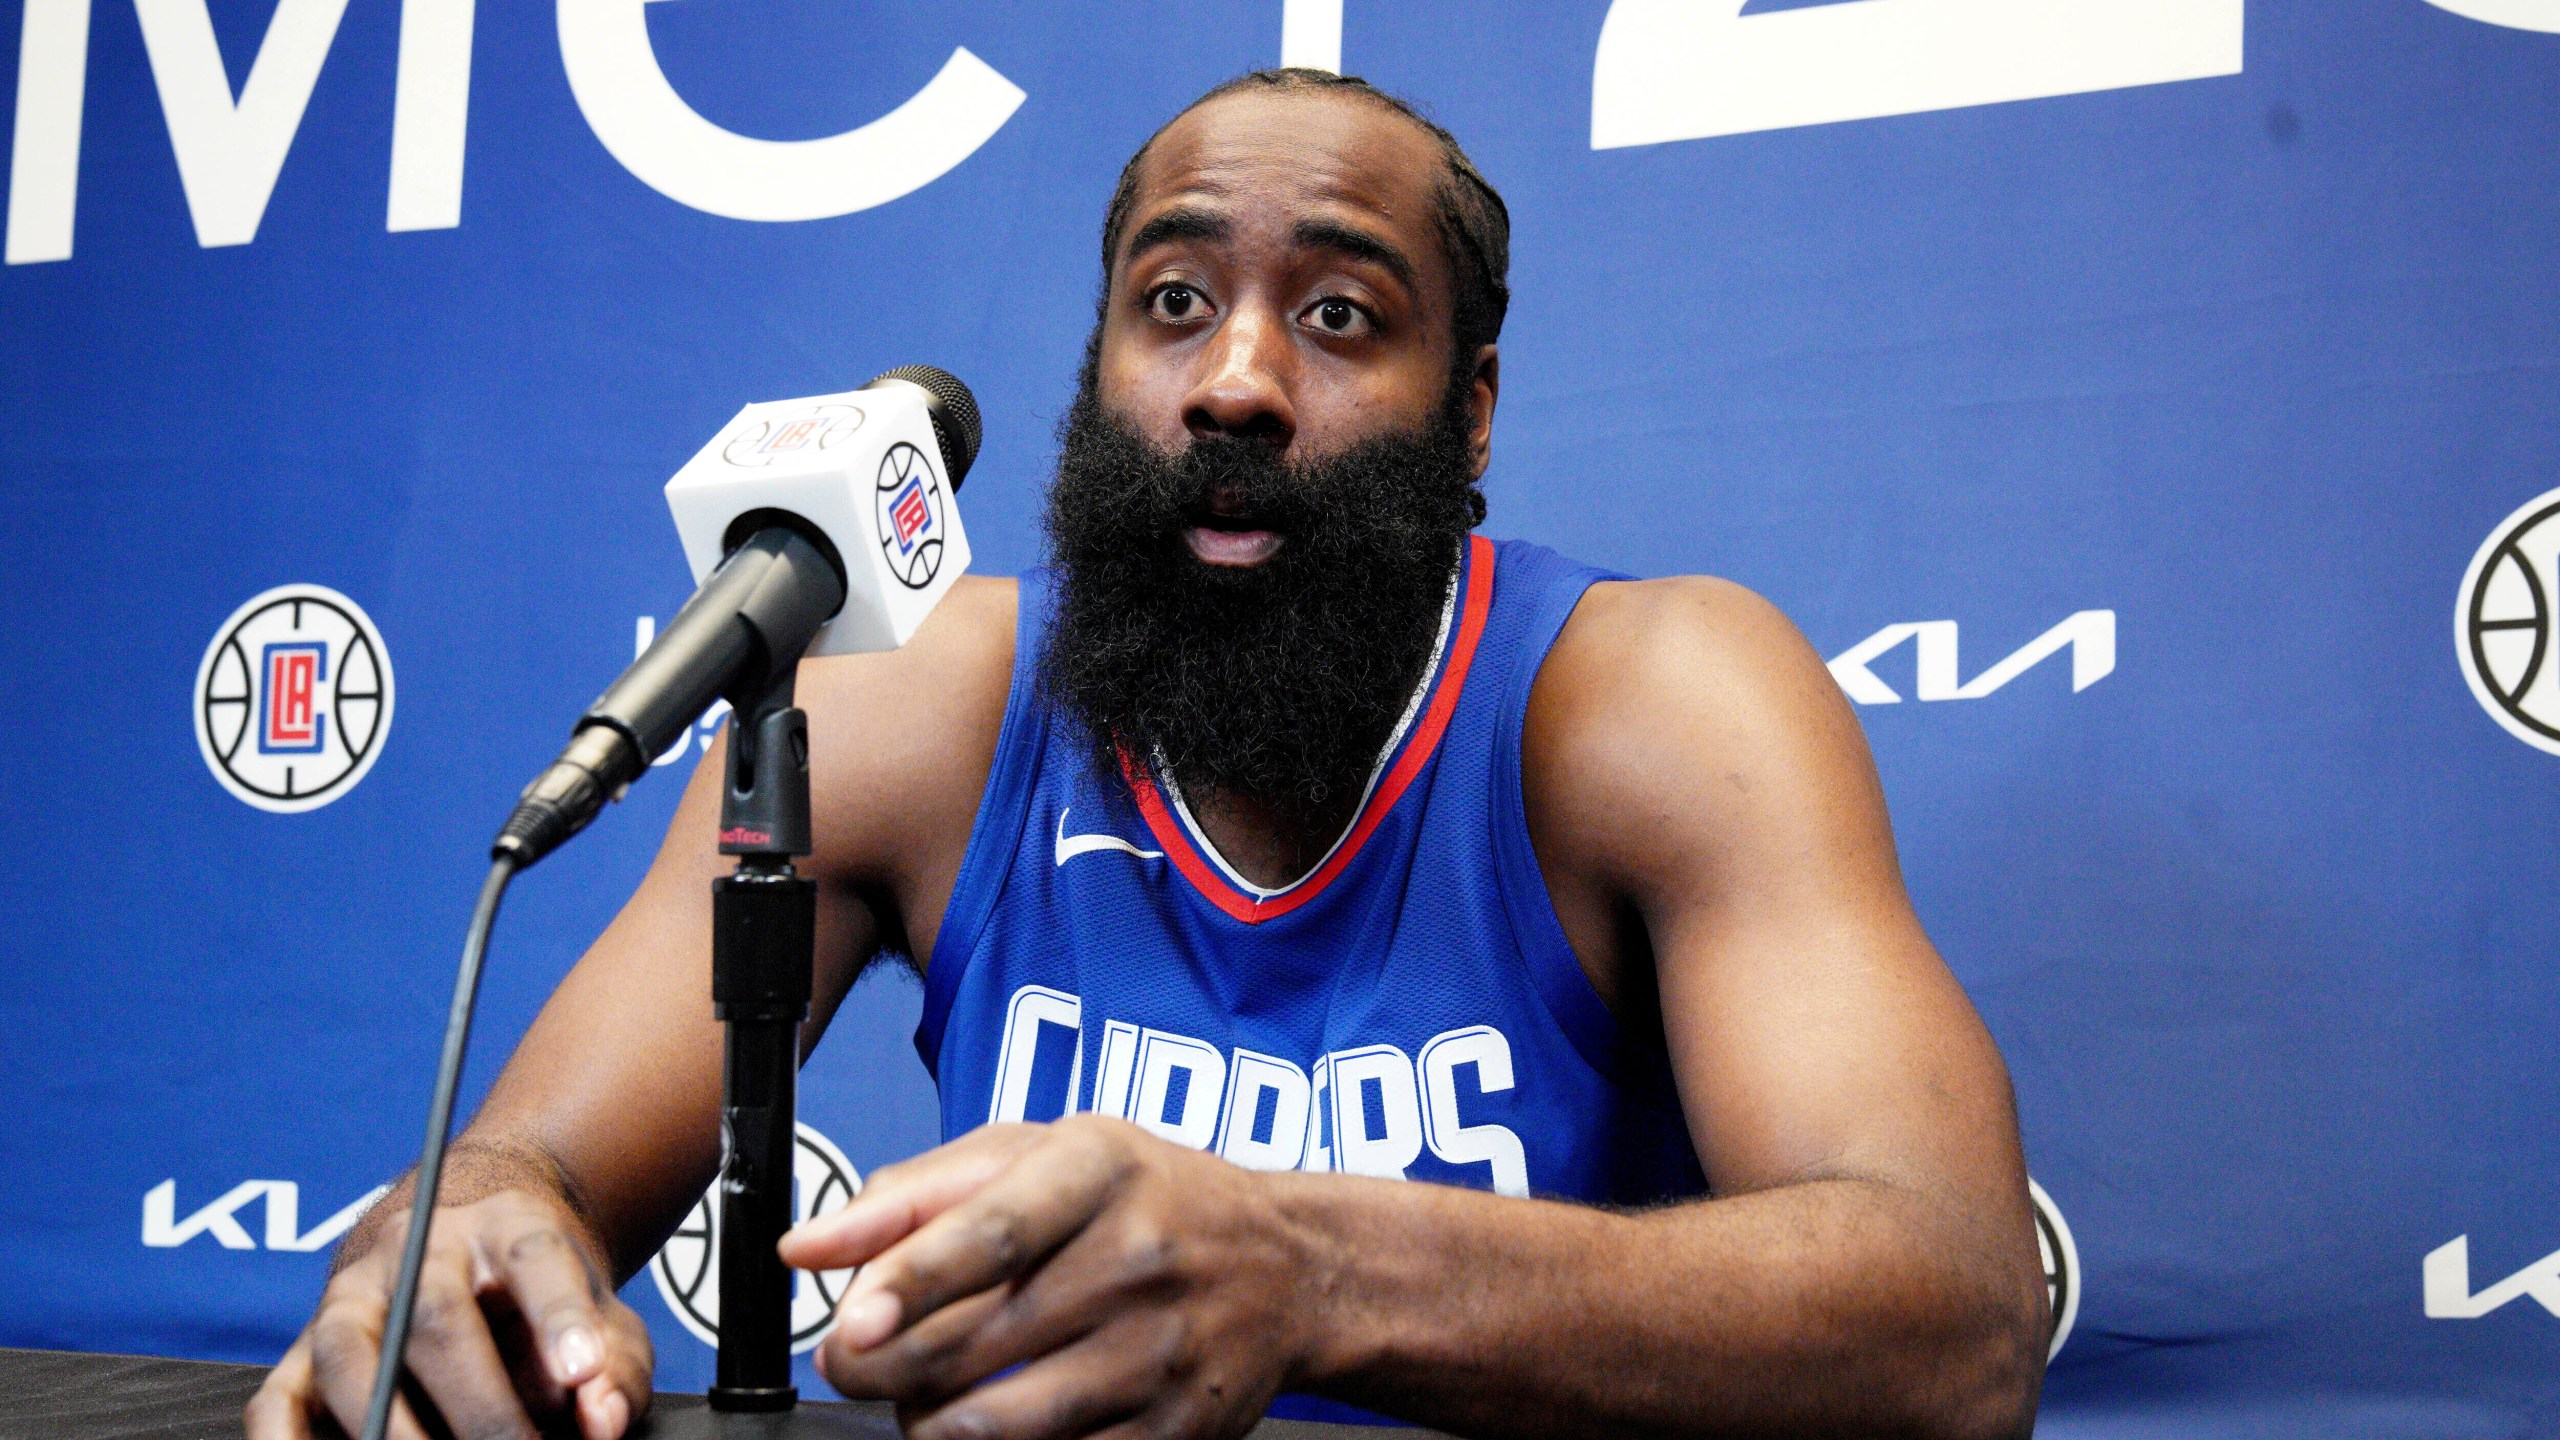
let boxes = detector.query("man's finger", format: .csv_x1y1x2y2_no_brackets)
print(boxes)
819,1285,1013,1404
397,1240,543,1440
243,1337,318,1440
831,1128,1123,1349
577,1300,656,1440
822,1198,1163,1410
893,1324,1162,1440
305,1269,436,1440
479,1217,612,1394
781,1124,1045,1271
306,1329,439,1440
576,1375,632,1440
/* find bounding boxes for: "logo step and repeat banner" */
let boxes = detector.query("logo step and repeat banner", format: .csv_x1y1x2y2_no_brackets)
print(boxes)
2,1,2554,1431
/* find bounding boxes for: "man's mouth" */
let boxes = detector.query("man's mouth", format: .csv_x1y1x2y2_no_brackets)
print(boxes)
1182,489,1285,568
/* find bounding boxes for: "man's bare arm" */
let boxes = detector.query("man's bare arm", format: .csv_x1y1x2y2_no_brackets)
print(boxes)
1228,577,2048,1435
781,576,2043,1440
249,577,1016,1440
370,573,1013,1277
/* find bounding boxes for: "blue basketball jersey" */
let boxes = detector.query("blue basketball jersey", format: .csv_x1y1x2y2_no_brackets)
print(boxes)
915,536,1706,1424
918,536,1708,1210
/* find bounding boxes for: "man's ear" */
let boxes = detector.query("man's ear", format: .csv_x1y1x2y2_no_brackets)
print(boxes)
1466,345,1500,481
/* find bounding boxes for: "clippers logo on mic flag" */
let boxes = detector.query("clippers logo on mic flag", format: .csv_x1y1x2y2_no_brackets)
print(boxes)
891,478,933,551
874,442,946,589
764,419,823,454
193,585,395,814
719,403,868,468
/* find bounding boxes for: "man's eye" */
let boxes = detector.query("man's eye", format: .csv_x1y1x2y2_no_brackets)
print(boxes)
1150,285,1206,321
1306,298,1368,336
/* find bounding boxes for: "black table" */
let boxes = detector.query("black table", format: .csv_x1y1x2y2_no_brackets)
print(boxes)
0,1347,1416,1439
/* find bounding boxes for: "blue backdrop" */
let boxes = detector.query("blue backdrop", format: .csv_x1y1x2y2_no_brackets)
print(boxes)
4,2,2556,1433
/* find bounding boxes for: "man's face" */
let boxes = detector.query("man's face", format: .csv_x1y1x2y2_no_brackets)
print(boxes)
1093,89,1493,567
1039,89,1497,835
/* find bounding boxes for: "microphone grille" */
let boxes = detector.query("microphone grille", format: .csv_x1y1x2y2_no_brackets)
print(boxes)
867,365,982,490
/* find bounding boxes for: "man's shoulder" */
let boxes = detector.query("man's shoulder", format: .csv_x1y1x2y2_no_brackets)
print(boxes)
792,575,1020,879
1539,573,1837,732
924,572,1022,669
799,573,1019,708
1524,572,1871,872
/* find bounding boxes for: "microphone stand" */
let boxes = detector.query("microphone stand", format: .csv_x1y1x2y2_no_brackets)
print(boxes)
706,667,815,1412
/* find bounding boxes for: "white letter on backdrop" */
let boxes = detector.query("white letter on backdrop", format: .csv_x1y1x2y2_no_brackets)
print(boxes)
1281,0,1343,72
132,0,352,247
387,0,473,231
556,0,1024,222
262,1181,392,1251
1952,610,2115,699
2423,1236,2560,1318
1592,0,2244,150
2418,1,2560,32
1827,613,2115,705
141,1179,268,1249
1826,621,1955,706
6,0,89,264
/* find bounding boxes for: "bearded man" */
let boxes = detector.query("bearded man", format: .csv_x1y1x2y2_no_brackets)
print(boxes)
251,70,2047,1440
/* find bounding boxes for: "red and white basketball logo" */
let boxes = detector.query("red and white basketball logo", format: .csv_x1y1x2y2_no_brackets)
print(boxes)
763,418,821,453
262,645,326,752
891,479,932,546
194,585,394,813
874,442,945,589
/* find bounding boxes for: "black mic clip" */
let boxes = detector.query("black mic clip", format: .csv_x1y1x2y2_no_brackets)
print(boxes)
491,525,845,870
719,697,812,860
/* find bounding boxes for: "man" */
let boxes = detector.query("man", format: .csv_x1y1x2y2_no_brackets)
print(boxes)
250,70,2046,1440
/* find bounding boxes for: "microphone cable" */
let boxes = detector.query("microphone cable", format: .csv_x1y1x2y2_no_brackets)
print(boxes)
359,852,522,1440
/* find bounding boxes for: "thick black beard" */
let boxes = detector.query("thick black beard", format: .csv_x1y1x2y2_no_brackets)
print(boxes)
1039,384,1483,841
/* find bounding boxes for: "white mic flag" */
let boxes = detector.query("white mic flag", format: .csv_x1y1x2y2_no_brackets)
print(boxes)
665,378,975,657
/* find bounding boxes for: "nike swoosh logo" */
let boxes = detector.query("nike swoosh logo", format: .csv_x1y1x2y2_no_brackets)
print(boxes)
1055,808,1163,867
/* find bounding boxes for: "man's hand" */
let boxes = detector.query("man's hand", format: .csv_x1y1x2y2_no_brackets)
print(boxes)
246,1190,654,1440
780,1116,1323,1440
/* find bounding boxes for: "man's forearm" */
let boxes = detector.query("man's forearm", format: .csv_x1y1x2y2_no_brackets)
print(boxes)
1276,1172,2043,1440
330,1132,604,1276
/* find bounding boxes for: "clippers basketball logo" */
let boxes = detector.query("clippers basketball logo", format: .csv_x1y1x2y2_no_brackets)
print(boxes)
260,644,328,752
2029,1178,2080,1362
720,403,865,468
876,442,946,589
2458,487,2560,755
193,585,393,813
650,1122,861,1354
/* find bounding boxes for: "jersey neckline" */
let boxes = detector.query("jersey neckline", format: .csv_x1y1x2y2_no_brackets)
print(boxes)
1150,552,1461,900
1122,533,1497,925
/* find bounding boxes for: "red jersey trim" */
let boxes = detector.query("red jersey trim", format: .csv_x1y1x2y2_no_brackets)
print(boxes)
1124,534,1497,925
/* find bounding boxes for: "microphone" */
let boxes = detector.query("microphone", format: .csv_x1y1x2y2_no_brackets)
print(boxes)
493,365,982,868
364,373,981,1440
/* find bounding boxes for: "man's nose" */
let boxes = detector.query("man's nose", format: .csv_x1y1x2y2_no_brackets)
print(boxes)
1182,302,1296,447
